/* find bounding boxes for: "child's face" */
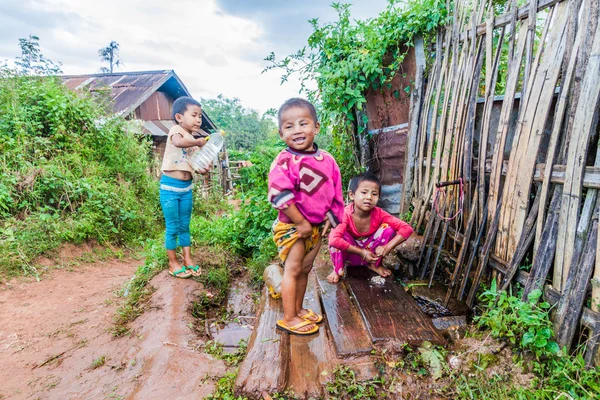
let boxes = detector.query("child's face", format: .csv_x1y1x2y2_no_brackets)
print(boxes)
350,180,380,213
175,105,202,133
279,106,320,151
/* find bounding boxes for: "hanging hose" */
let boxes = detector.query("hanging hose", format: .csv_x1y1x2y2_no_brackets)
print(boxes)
433,178,465,221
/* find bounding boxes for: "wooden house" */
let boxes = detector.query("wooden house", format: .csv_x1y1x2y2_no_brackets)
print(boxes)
61,70,217,158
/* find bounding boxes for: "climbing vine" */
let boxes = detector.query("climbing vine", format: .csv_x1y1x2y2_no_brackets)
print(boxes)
265,0,448,179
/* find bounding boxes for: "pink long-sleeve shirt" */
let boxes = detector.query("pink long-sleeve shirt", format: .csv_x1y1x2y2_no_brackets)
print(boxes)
329,204,414,251
268,145,344,226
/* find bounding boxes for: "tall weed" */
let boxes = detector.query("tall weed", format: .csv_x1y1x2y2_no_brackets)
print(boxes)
190,144,281,283
0,70,160,278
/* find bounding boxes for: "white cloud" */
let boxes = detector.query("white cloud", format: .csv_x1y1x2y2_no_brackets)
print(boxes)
0,0,387,113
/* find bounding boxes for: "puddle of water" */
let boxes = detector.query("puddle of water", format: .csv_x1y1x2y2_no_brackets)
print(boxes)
211,322,253,349
227,281,257,316
402,279,471,316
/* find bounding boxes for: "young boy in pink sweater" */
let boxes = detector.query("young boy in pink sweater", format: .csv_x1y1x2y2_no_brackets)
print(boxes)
268,98,344,335
327,172,414,283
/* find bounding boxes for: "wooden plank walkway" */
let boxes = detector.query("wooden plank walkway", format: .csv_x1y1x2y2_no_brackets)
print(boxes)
345,267,446,346
235,287,289,397
287,274,331,398
314,255,373,357
235,252,445,397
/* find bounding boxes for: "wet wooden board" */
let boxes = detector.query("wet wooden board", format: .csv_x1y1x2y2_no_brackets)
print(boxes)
235,288,289,398
345,267,446,346
287,273,332,399
314,257,373,357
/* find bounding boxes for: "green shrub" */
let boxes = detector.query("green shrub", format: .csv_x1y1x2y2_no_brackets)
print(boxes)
475,280,560,358
190,144,280,283
466,280,600,399
0,68,160,278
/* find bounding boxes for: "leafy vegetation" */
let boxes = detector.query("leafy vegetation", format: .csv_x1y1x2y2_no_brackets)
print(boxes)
201,95,278,152
204,339,248,367
191,143,281,284
0,37,160,279
453,282,600,399
325,365,388,399
265,0,448,180
475,281,560,358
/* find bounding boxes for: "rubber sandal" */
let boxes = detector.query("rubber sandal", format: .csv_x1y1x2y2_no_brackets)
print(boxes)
300,308,323,324
276,319,319,335
168,267,192,279
186,265,202,277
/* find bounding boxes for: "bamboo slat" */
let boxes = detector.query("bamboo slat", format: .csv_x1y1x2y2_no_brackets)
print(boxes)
401,38,426,215
555,198,600,349
496,2,569,262
533,0,587,255
554,10,600,290
488,23,529,227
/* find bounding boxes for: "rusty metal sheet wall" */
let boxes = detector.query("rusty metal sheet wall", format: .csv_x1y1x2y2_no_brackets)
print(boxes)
363,46,415,215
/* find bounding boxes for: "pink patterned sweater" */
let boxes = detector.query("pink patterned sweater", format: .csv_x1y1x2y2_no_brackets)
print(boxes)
268,145,344,226
329,204,414,251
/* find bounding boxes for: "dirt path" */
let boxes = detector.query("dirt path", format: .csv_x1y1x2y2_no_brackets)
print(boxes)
0,258,226,399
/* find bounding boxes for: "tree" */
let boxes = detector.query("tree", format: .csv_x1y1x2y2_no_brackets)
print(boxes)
14,35,62,76
201,95,277,152
98,41,123,73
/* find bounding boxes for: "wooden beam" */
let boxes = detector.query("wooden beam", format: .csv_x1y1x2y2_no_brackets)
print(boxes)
235,288,289,397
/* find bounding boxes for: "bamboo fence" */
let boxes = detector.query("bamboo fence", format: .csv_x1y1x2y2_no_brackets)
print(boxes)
403,0,600,365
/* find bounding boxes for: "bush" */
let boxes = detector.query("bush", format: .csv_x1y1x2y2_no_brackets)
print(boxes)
190,144,281,283
0,70,160,278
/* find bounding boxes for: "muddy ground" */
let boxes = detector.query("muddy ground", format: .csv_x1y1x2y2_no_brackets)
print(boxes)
0,250,229,399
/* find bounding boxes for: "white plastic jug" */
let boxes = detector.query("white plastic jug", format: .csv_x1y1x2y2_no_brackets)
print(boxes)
188,130,225,171
263,263,284,299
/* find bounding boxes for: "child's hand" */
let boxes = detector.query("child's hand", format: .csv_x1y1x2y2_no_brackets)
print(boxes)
296,219,313,238
362,249,379,263
194,163,212,175
374,245,389,258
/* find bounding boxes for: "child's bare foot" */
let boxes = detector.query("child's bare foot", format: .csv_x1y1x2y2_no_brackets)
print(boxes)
327,270,342,283
276,317,318,335
169,261,183,274
368,264,392,277
298,308,323,323
186,265,202,277
168,261,191,278
183,257,201,277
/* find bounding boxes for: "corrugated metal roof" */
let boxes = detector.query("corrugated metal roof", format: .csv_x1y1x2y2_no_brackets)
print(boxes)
142,120,175,137
61,70,174,116
60,70,218,132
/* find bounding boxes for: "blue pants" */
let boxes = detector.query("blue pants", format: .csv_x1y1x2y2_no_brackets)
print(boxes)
159,175,193,250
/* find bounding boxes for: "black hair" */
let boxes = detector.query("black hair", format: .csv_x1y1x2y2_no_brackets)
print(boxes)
349,172,382,193
172,96,202,123
277,98,318,127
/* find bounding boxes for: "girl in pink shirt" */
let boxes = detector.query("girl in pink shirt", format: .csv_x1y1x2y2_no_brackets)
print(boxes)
327,172,414,283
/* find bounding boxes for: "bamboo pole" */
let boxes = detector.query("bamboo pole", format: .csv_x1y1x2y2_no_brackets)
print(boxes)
554,16,600,290
533,0,587,255
496,3,568,261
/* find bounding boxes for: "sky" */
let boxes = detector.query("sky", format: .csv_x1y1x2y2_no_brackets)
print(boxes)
0,0,389,114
